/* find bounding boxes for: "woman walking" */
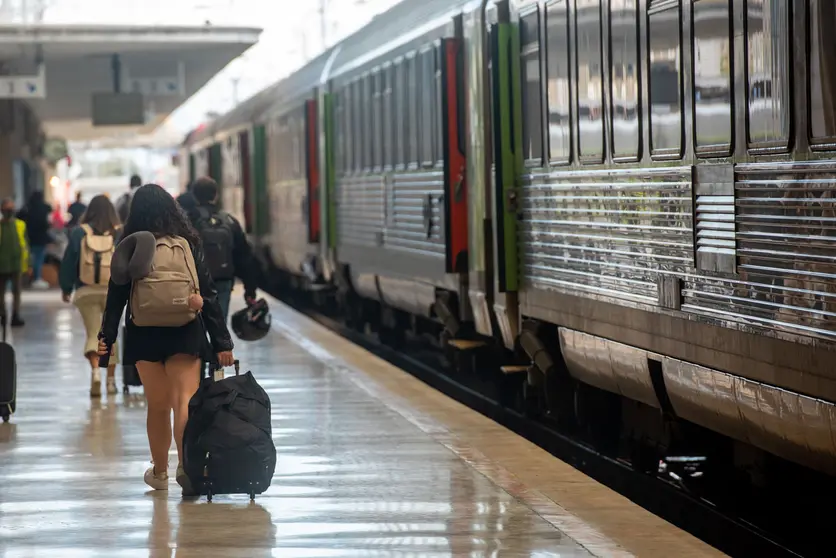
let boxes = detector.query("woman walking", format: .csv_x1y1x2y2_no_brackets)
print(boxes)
59,195,121,396
97,184,234,493
18,191,52,289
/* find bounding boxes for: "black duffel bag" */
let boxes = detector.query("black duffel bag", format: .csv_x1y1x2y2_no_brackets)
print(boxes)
182,360,276,501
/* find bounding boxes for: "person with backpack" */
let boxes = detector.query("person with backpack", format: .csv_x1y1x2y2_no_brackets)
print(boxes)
59,195,121,397
0,198,29,327
96,184,234,493
115,174,142,225
189,177,259,319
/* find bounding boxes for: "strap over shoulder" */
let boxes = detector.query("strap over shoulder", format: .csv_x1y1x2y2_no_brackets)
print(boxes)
111,231,157,285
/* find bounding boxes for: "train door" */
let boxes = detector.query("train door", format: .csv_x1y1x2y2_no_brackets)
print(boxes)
489,2,524,349
305,98,321,244
251,124,270,241
441,35,468,274
238,129,253,234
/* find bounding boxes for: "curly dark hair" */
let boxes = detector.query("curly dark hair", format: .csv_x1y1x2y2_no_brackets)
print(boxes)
122,183,201,247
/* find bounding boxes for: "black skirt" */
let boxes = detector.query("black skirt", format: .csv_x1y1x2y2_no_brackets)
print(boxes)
122,317,212,365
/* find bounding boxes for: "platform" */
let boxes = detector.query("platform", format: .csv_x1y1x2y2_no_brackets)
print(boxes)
0,291,725,556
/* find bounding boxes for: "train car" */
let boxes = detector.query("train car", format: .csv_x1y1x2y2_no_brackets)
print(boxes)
494,0,836,481
181,0,836,490
325,0,471,334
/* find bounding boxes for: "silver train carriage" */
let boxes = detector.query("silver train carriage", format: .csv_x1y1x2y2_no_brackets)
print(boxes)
181,0,836,477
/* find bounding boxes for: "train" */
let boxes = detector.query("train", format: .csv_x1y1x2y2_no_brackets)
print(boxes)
180,0,836,490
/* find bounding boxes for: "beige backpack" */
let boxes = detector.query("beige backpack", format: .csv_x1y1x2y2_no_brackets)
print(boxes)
78,224,115,286
130,235,200,327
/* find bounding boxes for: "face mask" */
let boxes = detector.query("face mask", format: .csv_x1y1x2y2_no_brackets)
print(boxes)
0,209,12,219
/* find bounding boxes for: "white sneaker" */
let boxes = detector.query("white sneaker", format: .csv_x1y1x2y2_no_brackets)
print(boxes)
31,279,49,289
90,369,101,398
144,466,169,490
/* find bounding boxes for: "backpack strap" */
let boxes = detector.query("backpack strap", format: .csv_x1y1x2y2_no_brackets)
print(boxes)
79,223,92,236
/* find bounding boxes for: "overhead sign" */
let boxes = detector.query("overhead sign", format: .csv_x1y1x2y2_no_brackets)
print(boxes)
92,92,146,126
0,64,46,99
123,61,185,97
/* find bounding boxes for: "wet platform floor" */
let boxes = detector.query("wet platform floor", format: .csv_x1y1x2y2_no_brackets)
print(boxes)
0,291,724,557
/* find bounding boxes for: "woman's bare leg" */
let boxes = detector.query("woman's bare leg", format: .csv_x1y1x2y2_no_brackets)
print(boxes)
164,354,201,467
136,360,172,476
85,352,101,397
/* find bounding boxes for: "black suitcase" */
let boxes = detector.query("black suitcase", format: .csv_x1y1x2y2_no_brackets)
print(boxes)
121,326,142,393
182,361,276,501
0,323,17,423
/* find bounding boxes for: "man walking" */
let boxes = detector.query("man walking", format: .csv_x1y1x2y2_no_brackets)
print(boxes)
0,199,29,327
188,176,259,318
116,174,142,224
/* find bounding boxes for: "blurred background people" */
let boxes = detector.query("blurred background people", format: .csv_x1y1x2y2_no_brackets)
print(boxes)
16,191,51,290
0,198,29,327
60,195,121,397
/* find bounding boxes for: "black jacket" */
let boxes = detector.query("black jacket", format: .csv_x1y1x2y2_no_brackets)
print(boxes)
192,203,259,298
98,242,234,354
17,201,52,246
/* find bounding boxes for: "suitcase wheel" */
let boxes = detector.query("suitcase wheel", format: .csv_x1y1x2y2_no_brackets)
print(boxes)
1,414,8,423
123,385,129,395
249,491,255,501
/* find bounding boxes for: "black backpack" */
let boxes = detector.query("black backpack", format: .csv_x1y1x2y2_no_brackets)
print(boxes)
182,361,276,501
196,207,235,281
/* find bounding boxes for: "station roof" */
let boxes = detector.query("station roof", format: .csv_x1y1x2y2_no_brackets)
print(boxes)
0,23,261,141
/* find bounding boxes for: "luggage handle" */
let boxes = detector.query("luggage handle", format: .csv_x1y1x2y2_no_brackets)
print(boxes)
210,359,240,382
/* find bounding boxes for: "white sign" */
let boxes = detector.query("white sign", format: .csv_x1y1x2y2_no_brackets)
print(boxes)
123,61,185,97
0,64,46,99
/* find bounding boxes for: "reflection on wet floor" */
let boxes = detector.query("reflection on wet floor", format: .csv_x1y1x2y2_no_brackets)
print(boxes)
0,293,595,556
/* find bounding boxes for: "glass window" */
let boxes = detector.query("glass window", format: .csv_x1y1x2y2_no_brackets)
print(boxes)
648,1,683,156
407,54,419,165
546,0,571,162
395,60,407,167
610,0,640,159
334,90,344,173
372,70,382,169
353,80,363,171
576,0,604,161
363,75,373,169
435,45,444,162
383,65,393,167
520,9,544,164
693,0,732,153
747,0,790,147
420,49,434,166
809,0,836,142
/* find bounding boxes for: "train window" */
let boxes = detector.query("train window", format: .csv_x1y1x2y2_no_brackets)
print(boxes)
372,69,382,170
576,0,604,162
693,0,732,154
407,54,419,166
435,45,444,163
520,8,544,165
420,49,434,167
353,79,362,172
546,0,571,163
334,90,344,174
610,0,640,160
383,65,393,168
364,74,374,170
808,0,836,144
395,60,407,168
648,0,683,157
746,0,790,148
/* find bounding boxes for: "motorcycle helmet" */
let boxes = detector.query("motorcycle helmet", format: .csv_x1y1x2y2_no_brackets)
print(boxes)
231,298,271,341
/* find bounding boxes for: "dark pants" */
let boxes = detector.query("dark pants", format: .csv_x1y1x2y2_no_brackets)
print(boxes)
30,245,46,281
215,279,234,321
202,279,233,380
0,272,22,319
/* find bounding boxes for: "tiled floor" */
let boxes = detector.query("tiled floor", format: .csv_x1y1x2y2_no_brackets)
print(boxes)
0,290,724,557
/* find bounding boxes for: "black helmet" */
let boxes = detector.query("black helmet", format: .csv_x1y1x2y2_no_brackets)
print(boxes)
231,298,271,341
